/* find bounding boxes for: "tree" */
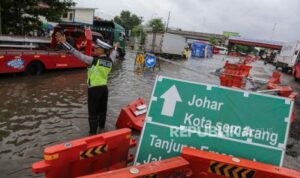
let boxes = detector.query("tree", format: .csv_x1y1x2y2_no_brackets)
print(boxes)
148,18,165,33
234,45,257,54
132,25,146,44
209,36,218,46
114,10,142,36
1,0,74,35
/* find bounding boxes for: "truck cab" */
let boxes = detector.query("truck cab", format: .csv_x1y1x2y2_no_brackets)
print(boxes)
0,23,101,75
275,42,300,73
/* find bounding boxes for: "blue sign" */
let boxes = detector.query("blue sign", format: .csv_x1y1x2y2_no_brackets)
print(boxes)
145,55,156,68
7,58,25,69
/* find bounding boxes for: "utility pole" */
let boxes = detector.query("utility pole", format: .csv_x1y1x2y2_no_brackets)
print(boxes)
271,22,277,40
165,11,170,32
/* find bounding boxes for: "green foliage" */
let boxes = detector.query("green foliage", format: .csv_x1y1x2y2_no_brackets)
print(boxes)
41,0,74,22
132,25,144,36
132,25,146,44
114,10,142,36
234,45,257,54
209,36,218,46
1,0,74,35
148,18,165,33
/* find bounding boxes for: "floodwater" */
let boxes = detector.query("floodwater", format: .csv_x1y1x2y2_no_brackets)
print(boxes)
0,52,299,177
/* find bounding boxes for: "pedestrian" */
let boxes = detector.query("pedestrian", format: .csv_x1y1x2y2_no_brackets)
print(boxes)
55,32,116,135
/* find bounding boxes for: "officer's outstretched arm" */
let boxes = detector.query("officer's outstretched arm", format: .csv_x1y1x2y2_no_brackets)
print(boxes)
55,32,93,65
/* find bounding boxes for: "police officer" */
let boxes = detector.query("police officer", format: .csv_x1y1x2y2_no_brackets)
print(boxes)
55,32,116,135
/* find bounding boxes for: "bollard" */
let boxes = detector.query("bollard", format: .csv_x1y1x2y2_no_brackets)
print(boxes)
32,128,135,178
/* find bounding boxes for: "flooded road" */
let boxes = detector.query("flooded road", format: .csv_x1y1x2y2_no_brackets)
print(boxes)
0,52,299,177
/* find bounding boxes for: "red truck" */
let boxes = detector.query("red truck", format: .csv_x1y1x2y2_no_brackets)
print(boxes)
0,23,103,75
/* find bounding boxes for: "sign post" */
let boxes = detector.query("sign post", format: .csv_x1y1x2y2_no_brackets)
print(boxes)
135,76,293,166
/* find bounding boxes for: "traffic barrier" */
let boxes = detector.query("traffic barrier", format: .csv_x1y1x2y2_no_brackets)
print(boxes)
181,147,300,178
266,83,298,123
77,157,192,178
223,61,252,77
116,98,147,132
267,83,293,97
220,74,245,88
240,56,253,64
268,71,281,84
32,128,136,178
289,92,298,123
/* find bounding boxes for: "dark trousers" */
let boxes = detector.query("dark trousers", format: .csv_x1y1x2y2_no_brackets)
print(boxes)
88,85,108,135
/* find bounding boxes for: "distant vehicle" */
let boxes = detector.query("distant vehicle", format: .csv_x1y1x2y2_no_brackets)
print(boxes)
89,20,126,59
263,51,277,64
144,32,187,59
0,23,104,75
191,41,213,58
213,46,228,55
274,41,300,73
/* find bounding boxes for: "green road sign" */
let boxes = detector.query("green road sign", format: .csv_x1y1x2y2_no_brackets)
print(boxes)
135,76,293,166
135,122,283,165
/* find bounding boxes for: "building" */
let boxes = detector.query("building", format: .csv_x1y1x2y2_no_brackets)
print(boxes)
61,7,97,25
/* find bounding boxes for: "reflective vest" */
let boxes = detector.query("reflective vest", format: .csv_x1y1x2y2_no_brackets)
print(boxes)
87,57,112,87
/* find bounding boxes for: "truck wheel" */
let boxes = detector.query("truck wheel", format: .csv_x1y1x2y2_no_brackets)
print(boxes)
282,67,288,73
25,61,44,75
275,64,278,70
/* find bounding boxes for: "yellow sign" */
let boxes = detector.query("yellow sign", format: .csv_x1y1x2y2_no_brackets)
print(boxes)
135,54,145,65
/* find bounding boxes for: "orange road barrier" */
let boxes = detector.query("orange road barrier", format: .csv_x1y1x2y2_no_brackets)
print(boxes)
116,98,146,132
268,71,281,84
181,147,300,178
267,83,294,97
32,128,136,178
224,61,252,77
220,61,252,89
77,157,192,178
220,74,245,88
240,56,258,65
266,82,298,123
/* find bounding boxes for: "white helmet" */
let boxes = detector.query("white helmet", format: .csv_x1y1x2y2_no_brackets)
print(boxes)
96,39,112,50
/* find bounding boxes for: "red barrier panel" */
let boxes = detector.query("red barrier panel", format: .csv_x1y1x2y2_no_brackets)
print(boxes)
266,83,297,123
269,71,281,84
220,74,245,88
181,147,300,178
267,83,293,97
116,98,146,132
289,92,298,123
77,157,192,178
32,128,136,178
223,61,252,77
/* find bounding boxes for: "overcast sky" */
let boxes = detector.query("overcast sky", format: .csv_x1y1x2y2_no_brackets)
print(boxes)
74,0,300,42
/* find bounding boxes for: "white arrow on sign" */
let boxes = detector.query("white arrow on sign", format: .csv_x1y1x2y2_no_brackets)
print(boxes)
160,85,182,117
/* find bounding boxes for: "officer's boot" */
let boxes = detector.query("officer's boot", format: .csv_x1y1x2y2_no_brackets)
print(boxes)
88,116,98,135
